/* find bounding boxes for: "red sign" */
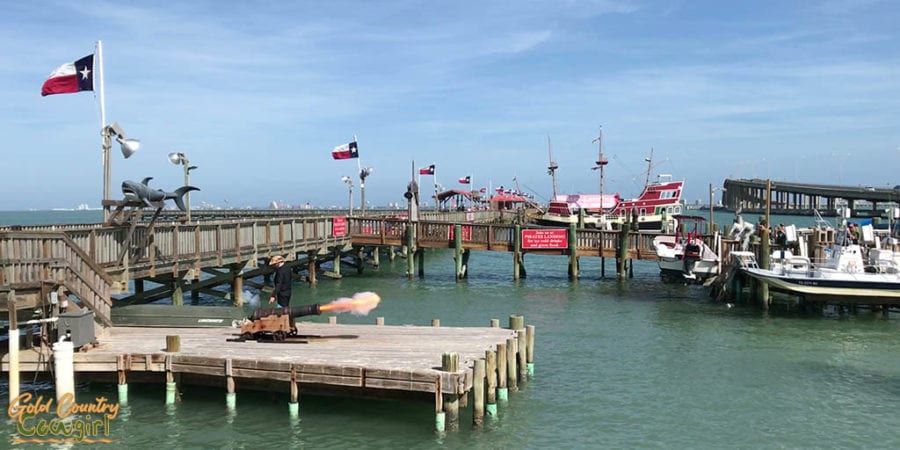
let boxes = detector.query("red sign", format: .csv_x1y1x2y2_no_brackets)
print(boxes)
332,217,347,237
449,225,473,240
521,229,567,249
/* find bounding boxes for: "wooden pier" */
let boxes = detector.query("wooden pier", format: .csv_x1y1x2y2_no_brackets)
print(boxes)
2,316,535,430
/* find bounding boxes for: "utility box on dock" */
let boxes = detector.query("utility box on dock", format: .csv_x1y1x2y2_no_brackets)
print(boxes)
59,310,95,349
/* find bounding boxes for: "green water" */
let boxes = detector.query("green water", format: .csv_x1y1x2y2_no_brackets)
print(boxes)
3,210,899,448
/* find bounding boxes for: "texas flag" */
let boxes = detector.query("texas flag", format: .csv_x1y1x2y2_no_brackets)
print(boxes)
458,175,470,184
41,54,94,96
419,164,435,175
332,141,359,160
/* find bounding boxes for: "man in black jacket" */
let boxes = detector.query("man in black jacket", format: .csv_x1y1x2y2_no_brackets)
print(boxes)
268,255,293,307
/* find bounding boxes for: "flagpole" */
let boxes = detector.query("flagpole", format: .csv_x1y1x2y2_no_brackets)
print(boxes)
97,40,110,221
432,162,437,212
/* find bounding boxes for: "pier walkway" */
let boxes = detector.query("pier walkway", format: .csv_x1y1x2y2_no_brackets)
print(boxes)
1,210,666,326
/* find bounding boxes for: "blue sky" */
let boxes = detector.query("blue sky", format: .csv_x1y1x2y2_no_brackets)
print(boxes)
3,0,899,210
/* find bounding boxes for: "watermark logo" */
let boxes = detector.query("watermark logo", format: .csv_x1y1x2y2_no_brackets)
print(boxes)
8,392,119,444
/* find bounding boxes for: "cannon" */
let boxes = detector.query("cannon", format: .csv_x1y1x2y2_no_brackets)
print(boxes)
239,304,322,341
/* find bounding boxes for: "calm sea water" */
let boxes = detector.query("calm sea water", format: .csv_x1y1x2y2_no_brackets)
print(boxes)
2,210,899,449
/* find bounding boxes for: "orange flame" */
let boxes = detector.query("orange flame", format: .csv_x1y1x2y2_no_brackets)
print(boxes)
319,291,381,315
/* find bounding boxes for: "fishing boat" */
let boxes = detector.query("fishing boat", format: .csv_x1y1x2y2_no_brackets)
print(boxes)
732,221,900,301
652,215,719,282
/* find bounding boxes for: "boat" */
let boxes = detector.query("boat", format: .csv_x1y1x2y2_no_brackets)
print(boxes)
731,221,900,301
529,135,684,232
652,215,719,282
529,134,617,228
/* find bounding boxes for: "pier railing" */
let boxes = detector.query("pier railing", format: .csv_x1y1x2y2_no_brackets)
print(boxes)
0,231,113,325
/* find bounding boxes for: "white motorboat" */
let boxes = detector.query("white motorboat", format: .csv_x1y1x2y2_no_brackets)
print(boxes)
732,224,900,301
653,215,719,282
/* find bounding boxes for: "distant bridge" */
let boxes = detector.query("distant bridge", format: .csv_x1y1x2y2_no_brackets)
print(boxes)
722,179,899,216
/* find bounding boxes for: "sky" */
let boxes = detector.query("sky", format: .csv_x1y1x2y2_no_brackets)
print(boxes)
3,0,899,210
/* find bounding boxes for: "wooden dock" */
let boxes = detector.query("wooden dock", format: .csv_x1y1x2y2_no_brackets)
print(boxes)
2,317,535,430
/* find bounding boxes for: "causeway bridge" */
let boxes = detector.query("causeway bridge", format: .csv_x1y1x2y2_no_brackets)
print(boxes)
1,210,669,328
722,178,899,216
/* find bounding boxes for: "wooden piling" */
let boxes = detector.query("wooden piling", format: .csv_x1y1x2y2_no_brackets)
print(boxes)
7,292,19,408
225,358,236,410
497,342,508,400
289,365,299,417
388,245,395,261
372,246,380,268
616,224,629,280
490,318,500,328
509,314,524,331
434,376,444,432
406,225,415,279
328,316,337,324
231,268,243,306
308,254,318,286
526,325,535,376
172,281,183,306
513,224,522,280
506,337,518,391
376,317,385,326
485,349,498,416
416,248,425,278
166,335,181,353
473,359,485,426
568,223,578,279
454,224,464,280
517,330,527,381
356,247,365,275
432,319,440,327
333,250,342,276
165,354,177,405
441,352,460,430
116,354,128,404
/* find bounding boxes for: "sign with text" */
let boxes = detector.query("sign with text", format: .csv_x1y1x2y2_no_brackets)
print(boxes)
449,225,473,241
332,217,347,237
521,228,568,249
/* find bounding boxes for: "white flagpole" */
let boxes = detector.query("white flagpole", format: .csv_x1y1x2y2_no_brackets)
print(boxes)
97,40,106,128
432,162,437,212
97,40,110,220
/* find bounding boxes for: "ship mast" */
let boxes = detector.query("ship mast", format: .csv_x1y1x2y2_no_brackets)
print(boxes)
643,146,655,188
591,126,609,211
547,135,559,199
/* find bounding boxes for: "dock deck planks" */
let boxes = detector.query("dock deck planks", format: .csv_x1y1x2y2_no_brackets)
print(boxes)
3,322,519,396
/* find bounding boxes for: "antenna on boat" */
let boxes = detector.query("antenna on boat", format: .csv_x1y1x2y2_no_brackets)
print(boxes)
547,135,559,199
591,126,608,211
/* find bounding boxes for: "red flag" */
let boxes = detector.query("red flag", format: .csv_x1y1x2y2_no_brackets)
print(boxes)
41,54,94,96
419,164,435,175
332,141,359,160
458,175,470,184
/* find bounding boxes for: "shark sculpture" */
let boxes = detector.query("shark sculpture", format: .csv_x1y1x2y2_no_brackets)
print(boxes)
121,177,200,211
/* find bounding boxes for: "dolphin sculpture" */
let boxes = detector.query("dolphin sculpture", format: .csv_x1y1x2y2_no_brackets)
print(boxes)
121,177,199,211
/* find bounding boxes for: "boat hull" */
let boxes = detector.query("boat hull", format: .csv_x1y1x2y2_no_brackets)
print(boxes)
742,268,900,299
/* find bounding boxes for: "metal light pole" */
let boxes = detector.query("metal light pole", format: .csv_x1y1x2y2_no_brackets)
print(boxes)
168,152,197,221
341,176,354,216
359,167,374,216
101,122,140,221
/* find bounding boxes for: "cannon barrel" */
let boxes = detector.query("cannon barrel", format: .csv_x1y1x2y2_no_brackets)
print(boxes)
249,304,321,321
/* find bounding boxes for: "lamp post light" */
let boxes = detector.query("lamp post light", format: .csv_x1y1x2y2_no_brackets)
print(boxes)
168,152,197,221
101,122,140,221
359,166,374,216
341,176,354,216
709,184,726,232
